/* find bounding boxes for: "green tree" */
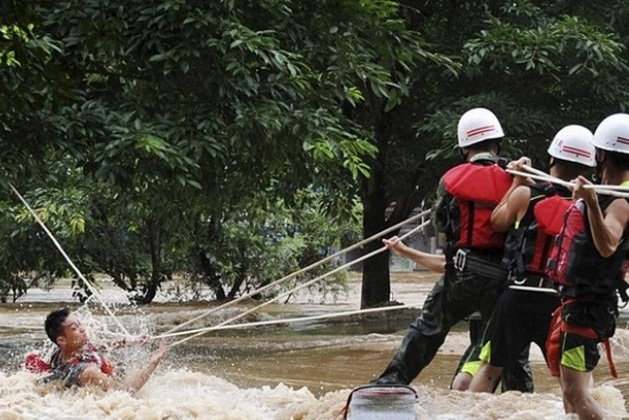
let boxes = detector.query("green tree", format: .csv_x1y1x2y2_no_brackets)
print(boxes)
185,188,360,302
0,0,416,303
0,178,90,302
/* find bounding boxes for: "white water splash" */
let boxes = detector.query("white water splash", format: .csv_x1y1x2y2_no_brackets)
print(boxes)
1,369,625,420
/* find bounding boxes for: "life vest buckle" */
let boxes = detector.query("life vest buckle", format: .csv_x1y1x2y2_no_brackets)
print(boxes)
453,248,467,272
511,276,527,286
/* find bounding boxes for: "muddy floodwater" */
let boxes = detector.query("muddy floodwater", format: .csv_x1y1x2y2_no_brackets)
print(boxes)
1,272,629,419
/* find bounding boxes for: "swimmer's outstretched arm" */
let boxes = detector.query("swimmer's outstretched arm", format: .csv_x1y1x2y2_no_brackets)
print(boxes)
79,340,170,393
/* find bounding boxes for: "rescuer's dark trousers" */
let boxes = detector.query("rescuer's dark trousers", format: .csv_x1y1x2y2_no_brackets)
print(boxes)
375,264,533,392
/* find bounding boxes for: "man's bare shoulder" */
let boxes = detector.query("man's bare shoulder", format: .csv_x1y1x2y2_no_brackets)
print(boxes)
510,184,533,202
607,196,629,226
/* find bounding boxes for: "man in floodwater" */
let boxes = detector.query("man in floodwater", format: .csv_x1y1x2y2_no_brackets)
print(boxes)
36,308,169,392
374,108,532,391
546,114,629,419
468,125,596,393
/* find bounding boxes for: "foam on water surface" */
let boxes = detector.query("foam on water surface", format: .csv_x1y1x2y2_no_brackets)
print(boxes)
0,370,627,420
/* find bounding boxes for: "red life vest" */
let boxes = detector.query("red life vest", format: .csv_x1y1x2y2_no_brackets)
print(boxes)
502,184,572,277
442,162,512,249
547,197,629,299
25,353,52,373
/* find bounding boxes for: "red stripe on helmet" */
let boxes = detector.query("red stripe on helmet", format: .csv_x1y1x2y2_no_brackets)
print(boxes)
467,125,495,136
617,136,629,145
562,145,592,158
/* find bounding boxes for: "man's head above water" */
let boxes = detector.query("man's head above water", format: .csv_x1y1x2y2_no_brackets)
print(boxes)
45,308,88,351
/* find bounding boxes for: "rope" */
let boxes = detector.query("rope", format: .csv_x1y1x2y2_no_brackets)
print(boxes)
522,164,629,192
168,219,430,347
9,184,131,336
152,302,421,340
506,169,629,199
164,208,432,335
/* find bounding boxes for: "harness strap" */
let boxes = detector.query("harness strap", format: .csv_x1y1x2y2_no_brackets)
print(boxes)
557,300,617,378
453,248,506,281
605,339,618,378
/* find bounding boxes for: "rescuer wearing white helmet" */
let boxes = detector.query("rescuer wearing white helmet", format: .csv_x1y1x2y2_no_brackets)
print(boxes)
457,107,505,148
374,108,533,392
546,114,629,419
592,113,629,154
468,125,596,394
547,125,597,167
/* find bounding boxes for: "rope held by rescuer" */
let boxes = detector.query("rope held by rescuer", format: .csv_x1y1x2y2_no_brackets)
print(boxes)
152,302,422,340
507,165,629,198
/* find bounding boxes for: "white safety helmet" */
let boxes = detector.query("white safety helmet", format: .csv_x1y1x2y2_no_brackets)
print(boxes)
592,113,629,155
457,108,504,148
547,125,596,167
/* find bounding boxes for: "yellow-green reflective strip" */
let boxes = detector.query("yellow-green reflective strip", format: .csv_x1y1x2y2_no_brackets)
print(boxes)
479,341,491,364
461,360,482,377
561,345,587,372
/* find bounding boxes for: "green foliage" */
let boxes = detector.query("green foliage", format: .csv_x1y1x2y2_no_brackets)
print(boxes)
414,0,629,174
4,0,629,307
178,188,360,302
0,194,71,302
0,0,413,302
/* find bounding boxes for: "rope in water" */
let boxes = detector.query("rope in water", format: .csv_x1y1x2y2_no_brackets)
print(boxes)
166,219,431,347
163,207,432,335
9,184,131,337
152,302,421,340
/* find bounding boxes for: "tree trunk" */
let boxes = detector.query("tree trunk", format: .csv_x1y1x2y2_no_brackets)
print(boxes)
198,249,227,300
360,166,391,308
360,243,391,308
196,217,227,300
135,278,158,304
227,253,247,299
131,216,163,304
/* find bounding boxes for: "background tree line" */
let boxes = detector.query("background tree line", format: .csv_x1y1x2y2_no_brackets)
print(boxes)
0,0,628,306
